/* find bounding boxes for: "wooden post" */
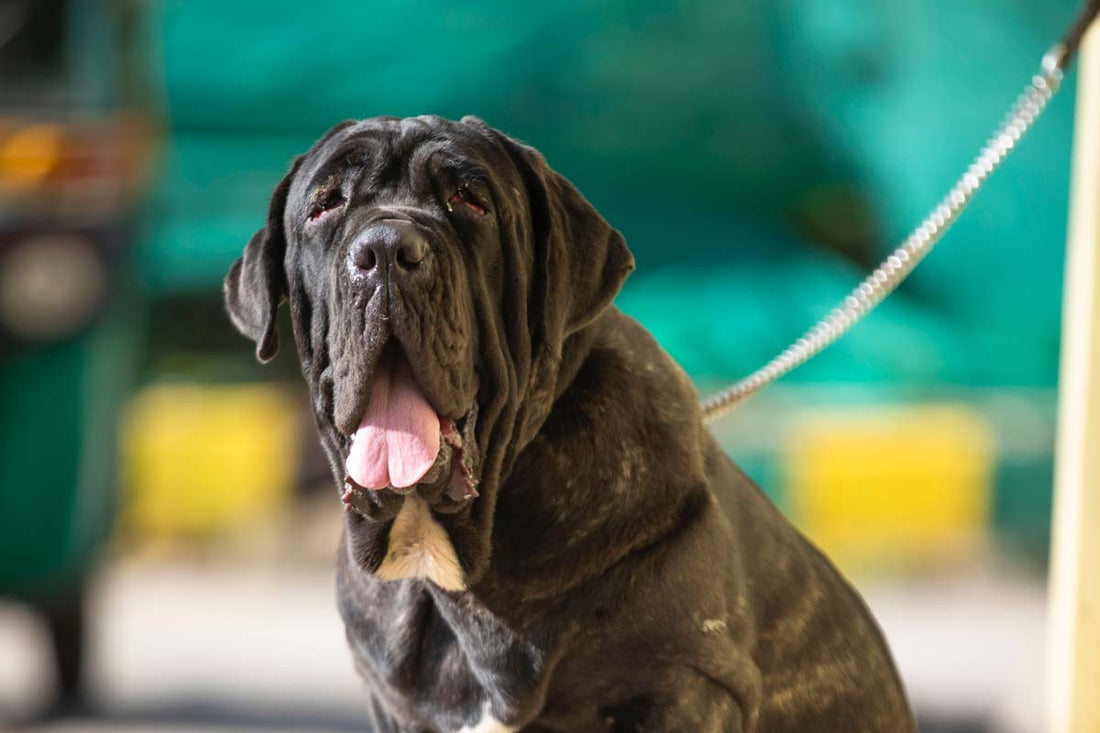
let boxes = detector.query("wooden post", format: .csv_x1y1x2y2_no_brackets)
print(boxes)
1047,20,1100,733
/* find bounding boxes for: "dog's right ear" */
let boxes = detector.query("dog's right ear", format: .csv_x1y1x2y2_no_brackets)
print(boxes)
470,119,634,350
224,157,302,363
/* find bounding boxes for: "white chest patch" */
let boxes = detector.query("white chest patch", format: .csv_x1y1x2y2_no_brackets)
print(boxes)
457,702,517,733
376,494,465,591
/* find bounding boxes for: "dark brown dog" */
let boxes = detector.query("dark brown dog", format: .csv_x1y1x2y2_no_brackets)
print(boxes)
224,115,915,731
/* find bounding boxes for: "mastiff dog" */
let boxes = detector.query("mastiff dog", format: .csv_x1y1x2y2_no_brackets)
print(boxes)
224,115,915,732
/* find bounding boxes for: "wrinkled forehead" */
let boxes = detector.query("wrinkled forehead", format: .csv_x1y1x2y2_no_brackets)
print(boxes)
291,116,507,200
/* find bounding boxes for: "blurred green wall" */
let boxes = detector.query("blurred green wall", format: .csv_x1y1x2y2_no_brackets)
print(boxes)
140,0,1080,555
144,0,1078,390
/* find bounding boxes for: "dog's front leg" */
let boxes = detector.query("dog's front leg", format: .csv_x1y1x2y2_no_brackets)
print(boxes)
601,666,747,733
425,584,559,730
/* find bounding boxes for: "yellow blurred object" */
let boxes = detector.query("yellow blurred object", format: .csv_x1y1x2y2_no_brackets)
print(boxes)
122,383,300,539
0,124,62,189
784,404,995,573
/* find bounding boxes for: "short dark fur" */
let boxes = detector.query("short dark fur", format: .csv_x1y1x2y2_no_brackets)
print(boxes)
224,115,916,731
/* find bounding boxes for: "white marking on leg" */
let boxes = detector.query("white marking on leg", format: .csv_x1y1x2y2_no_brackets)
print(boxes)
458,701,517,733
376,495,465,591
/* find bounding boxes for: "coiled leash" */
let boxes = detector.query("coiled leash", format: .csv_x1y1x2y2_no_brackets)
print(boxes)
701,0,1100,424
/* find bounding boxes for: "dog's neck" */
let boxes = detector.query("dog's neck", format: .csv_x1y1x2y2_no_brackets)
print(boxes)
339,307,709,612
474,308,711,607
353,312,615,596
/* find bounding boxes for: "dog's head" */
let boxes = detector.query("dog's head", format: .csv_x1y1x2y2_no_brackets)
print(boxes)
224,116,633,578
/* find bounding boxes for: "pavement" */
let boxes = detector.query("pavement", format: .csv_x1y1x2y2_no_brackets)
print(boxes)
0,559,367,733
0,556,1048,733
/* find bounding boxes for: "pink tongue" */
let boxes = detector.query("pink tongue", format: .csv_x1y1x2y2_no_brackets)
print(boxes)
346,356,441,490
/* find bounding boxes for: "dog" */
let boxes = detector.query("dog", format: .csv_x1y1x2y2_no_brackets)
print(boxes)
224,115,916,732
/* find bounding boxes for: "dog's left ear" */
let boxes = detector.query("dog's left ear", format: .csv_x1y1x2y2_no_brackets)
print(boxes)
537,158,635,341
224,157,302,363
465,117,635,349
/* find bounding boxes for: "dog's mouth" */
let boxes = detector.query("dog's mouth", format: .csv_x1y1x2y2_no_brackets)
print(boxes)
342,343,480,506
345,344,441,490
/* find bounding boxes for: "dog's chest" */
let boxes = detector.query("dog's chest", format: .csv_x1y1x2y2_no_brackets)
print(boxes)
338,575,544,730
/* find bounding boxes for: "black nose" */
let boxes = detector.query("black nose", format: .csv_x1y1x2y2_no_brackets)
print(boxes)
348,220,429,285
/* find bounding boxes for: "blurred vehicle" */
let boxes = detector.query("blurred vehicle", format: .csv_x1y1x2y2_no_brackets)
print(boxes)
0,0,156,709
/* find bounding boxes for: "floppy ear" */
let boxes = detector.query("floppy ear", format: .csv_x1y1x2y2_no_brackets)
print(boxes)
538,163,635,341
471,118,635,350
224,157,301,363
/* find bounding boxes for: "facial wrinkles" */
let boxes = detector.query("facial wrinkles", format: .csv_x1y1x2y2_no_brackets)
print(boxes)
284,120,584,586
296,123,525,458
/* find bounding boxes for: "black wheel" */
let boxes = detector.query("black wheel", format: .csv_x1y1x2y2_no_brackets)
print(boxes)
39,584,86,708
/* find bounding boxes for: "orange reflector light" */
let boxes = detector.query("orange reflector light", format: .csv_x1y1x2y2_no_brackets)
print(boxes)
0,124,63,189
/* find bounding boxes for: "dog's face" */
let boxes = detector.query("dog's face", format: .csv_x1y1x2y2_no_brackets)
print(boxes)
224,116,633,580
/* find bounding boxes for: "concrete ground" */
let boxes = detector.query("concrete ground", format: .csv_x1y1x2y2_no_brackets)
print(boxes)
0,558,1047,733
0,560,366,733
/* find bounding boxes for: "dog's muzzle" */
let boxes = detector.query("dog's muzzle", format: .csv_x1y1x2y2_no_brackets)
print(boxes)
346,219,431,290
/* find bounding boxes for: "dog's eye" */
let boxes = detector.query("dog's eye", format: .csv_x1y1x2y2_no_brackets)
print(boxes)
447,184,489,216
307,189,347,222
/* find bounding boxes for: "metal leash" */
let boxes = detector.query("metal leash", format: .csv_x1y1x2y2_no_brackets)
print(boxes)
701,0,1100,424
